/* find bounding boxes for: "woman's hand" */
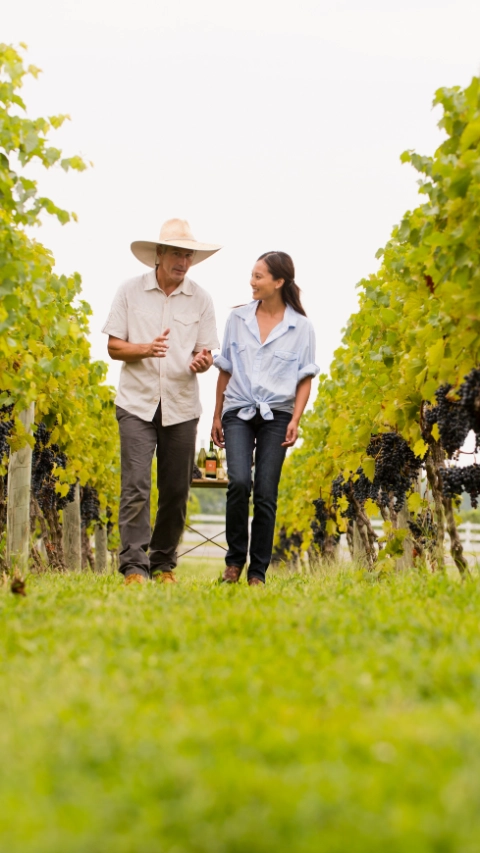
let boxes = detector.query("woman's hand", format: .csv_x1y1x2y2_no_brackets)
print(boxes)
281,419,299,447
282,378,312,447
212,370,231,447
211,415,225,447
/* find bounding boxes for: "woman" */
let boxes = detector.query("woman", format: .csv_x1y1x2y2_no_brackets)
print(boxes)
212,251,319,586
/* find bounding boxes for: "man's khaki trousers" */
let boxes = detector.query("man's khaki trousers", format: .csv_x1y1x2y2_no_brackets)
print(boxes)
116,404,198,578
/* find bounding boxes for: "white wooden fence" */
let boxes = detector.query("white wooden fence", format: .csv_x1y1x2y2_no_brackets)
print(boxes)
370,518,480,551
188,516,480,555
458,522,480,550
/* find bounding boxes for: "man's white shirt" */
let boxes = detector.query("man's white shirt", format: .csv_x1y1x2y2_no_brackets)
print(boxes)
102,270,219,425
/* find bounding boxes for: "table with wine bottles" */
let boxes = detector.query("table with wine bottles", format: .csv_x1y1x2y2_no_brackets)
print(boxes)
190,478,228,488
183,439,228,555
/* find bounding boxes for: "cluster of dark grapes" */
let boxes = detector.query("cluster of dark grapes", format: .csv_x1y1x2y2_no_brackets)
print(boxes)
366,433,423,509
106,506,113,537
424,369,480,457
332,474,358,519
332,469,383,518
311,496,340,546
424,385,470,456
271,526,303,562
0,397,14,462
313,497,328,522
459,368,480,444
408,509,437,553
332,433,422,518
331,468,378,521
0,402,14,506
57,481,76,510
81,486,100,528
32,422,75,513
440,464,480,508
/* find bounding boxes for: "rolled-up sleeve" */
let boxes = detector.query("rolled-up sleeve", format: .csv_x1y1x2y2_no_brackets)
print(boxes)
194,294,220,352
213,315,233,373
297,323,320,381
102,285,128,341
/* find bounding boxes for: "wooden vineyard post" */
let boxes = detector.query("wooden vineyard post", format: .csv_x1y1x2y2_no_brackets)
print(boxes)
6,402,35,572
63,482,82,571
94,524,108,573
396,473,420,571
395,506,414,571
353,522,368,567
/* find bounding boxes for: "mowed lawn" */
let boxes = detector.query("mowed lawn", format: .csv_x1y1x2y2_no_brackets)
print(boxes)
1,561,480,853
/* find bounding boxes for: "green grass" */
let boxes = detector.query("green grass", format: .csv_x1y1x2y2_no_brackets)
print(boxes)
1,562,480,852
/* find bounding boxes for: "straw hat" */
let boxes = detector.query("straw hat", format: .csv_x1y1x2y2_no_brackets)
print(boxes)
131,218,222,267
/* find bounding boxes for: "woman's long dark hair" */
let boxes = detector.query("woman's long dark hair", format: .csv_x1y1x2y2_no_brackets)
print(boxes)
257,251,307,316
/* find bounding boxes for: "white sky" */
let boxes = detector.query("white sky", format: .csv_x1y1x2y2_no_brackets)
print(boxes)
4,0,480,446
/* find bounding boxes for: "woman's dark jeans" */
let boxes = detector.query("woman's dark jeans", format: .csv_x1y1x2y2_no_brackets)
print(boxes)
222,408,291,582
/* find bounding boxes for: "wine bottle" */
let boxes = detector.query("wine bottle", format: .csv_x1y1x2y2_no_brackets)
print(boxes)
205,440,218,479
197,441,206,478
217,448,226,480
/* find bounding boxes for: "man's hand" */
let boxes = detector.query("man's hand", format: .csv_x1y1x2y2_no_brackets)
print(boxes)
148,329,170,358
107,330,170,362
190,348,213,373
211,415,225,447
281,419,299,447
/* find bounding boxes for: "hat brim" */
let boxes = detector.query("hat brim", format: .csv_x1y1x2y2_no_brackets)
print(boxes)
130,239,222,268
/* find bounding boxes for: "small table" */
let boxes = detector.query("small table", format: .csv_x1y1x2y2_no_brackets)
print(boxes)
182,477,229,556
190,478,228,489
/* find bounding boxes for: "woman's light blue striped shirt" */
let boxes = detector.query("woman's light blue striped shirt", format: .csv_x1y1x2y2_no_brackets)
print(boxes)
214,301,319,420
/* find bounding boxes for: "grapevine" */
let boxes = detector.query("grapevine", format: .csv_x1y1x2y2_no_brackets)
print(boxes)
80,486,101,530
408,510,438,559
311,496,340,562
0,43,121,569
311,497,329,537
0,398,14,530
271,527,303,565
31,423,75,515
276,75,480,575
0,399,14,464
331,474,378,566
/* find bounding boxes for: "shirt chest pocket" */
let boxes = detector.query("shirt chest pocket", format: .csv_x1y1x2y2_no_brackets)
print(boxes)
231,342,249,373
271,350,298,386
173,312,200,350
233,342,246,357
132,306,163,342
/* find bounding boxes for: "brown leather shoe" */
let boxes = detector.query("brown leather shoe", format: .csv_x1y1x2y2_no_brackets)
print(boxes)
153,571,177,584
222,565,243,583
125,573,147,585
248,577,265,587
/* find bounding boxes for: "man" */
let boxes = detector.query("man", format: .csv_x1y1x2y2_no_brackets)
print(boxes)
103,218,221,585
